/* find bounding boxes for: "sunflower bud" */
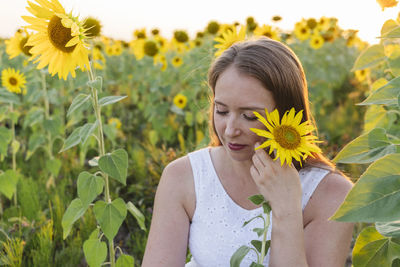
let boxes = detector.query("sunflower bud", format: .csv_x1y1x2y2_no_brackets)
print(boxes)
83,17,102,37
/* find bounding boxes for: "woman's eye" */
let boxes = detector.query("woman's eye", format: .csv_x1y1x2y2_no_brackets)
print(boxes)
244,114,258,121
216,110,228,115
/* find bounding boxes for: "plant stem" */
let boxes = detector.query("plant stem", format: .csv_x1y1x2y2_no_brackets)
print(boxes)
87,65,115,267
259,212,270,264
41,72,53,160
10,103,17,206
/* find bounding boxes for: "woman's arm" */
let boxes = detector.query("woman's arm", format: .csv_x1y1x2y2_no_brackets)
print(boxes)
141,157,192,267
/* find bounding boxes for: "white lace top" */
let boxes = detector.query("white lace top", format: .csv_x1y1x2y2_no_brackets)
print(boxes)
185,147,330,267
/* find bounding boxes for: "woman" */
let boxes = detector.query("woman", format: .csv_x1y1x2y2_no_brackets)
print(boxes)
142,37,354,267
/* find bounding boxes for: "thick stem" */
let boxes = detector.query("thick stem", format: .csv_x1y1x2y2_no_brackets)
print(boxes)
10,103,17,206
87,65,115,267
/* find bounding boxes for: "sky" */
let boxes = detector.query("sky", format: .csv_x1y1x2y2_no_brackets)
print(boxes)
0,0,399,44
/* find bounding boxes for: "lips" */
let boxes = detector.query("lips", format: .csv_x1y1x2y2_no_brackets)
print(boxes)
228,143,247,151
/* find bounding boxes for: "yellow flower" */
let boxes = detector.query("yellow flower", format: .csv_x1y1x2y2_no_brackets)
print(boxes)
83,17,102,38
154,54,167,71
92,47,105,69
294,21,311,41
171,56,183,68
214,26,246,57
108,117,122,129
112,41,123,56
310,34,324,49
1,68,27,95
377,0,398,10
250,108,322,166
134,28,147,39
354,69,370,83
254,25,280,41
129,39,145,60
143,40,159,57
173,93,187,109
22,0,90,80
5,30,32,59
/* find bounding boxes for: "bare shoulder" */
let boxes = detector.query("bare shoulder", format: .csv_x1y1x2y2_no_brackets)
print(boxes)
160,154,195,219
305,171,353,221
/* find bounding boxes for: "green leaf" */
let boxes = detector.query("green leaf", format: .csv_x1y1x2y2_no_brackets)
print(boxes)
43,118,63,137
331,154,400,222
67,94,91,117
59,126,82,153
185,112,193,126
83,238,107,267
376,221,400,238
249,263,264,267
262,202,271,214
352,45,385,71
248,194,265,205
253,228,265,237
98,149,128,185
381,25,400,38
0,89,20,104
93,198,127,240
230,245,251,267
360,76,400,106
251,240,262,253
9,111,20,124
46,158,62,177
333,128,396,164
115,254,135,267
364,105,389,133
0,106,8,122
0,127,12,157
243,215,264,227
23,108,44,128
87,76,103,91
0,170,20,200
381,20,399,37
352,226,400,266
26,134,46,160
79,121,98,145
99,95,127,107
126,201,146,231
398,92,400,107
11,140,20,154
77,171,104,208
62,198,88,239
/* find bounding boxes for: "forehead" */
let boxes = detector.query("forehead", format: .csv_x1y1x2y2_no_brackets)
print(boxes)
214,66,275,109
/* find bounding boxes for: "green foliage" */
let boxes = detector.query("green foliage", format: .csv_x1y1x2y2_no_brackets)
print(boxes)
93,198,127,240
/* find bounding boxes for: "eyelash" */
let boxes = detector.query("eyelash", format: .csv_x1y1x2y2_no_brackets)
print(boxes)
215,110,258,121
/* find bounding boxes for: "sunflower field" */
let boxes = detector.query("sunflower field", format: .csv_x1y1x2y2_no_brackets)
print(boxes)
0,0,400,266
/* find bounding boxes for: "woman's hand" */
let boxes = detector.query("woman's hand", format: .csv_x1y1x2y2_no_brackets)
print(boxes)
250,142,303,219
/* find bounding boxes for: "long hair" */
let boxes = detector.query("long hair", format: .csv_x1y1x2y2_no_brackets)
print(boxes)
207,37,335,171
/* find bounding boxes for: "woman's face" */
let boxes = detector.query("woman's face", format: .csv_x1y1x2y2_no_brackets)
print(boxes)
214,65,276,162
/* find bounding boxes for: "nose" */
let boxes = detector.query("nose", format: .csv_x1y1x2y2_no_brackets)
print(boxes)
225,116,241,137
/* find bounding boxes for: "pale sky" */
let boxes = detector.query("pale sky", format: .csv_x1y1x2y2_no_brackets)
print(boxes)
1,0,399,44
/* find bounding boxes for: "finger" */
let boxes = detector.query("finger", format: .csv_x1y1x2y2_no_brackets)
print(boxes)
252,153,265,171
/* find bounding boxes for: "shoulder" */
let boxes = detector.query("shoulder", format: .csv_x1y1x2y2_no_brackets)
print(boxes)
304,170,353,222
159,153,196,219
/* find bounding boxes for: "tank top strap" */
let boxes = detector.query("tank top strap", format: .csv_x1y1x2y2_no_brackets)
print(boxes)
299,166,331,210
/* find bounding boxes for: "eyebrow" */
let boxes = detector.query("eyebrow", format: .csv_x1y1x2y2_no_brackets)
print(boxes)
214,100,265,111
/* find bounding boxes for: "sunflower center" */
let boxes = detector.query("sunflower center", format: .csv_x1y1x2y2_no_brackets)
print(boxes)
263,32,272,38
9,77,18,86
20,37,33,56
48,16,76,53
273,125,301,149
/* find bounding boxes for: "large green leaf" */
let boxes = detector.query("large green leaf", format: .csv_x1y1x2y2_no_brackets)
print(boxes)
126,201,146,231
23,108,44,129
46,158,62,177
332,154,400,222
230,245,251,267
376,221,400,238
352,45,385,71
333,128,396,164
77,171,104,208
62,198,88,239
115,254,135,267
352,226,400,266
43,118,63,137
93,198,127,240
79,121,98,145
83,238,107,267
359,76,400,106
98,149,128,185
0,127,12,157
381,24,400,38
67,94,91,117
381,20,399,37
26,133,46,160
99,95,127,107
59,126,82,152
363,106,389,133
0,89,20,104
0,170,20,200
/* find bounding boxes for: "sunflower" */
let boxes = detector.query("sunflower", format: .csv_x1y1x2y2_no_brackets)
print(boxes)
5,30,32,58
134,28,147,39
214,26,246,57
173,93,187,109
22,0,90,80
294,22,311,41
1,68,27,95
108,117,122,129
154,54,167,71
250,108,322,166
92,47,105,69
354,69,370,83
171,56,183,68
129,39,145,60
254,25,280,41
310,34,324,49
83,17,102,38
143,40,159,57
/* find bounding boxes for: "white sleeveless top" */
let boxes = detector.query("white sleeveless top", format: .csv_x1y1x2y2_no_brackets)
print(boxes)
185,147,330,267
